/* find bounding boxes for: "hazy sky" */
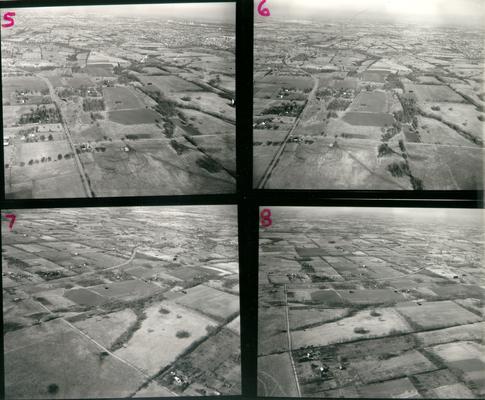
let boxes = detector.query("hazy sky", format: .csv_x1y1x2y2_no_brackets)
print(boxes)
10,2,235,23
256,0,485,27
270,207,484,227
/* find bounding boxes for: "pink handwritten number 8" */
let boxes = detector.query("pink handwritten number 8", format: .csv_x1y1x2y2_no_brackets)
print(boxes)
257,0,270,17
260,209,272,227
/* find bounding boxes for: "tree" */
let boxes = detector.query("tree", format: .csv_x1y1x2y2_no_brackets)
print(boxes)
377,143,393,157
57,154,62,160
176,330,190,338
48,134,54,141
47,384,59,394
40,135,46,141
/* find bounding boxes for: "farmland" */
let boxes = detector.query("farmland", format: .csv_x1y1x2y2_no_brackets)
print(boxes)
2,4,236,198
254,5,484,190
258,207,484,398
2,206,240,398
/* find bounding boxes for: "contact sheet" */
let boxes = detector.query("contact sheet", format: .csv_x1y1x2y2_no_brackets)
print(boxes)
0,0,483,399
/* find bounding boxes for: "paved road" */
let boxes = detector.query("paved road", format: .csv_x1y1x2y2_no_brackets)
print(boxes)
36,74,94,197
257,63,319,189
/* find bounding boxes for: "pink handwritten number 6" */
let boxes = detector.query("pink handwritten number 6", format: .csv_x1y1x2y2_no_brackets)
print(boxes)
260,209,272,227
257,0,270,17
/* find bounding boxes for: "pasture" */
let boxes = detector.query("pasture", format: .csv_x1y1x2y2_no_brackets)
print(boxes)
175,91,235,122
81,138,235,196
5,321,146,399
7,156,86,199
114,300,216,375
417,116,473,146
396,300,482,330
64,287,109,306
2,76,48,97
406,143,483,190
406,84,464,103
258,75,313,90
337,289,405,305
179,108,235,136
73,309,137,348
289,307,349,330
258,305,288,355
349,91,387,113
291,308,412,348
351,350,437,384
175,284,239,321
107,109,161,125
422,102,483,141
415,322,485,347
358,377,420,398
263,137,411,190
64,76,94,89
343,111,394,127
161,327,241,395
90,279,161,302
139,75,201,92
258,353,300,397
103,87,143,110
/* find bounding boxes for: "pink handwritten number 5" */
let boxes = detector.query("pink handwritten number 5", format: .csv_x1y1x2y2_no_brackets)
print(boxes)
5,214,16,230
257,0,270,17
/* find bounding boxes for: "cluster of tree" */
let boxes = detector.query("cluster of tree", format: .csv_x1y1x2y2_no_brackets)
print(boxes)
384,73,404,90
291,53,310,62
208,74,221,87
128,62,144,73
163,119,175,138
18,106,60,124
22,133,54,143
395,96,418,123
381,123,401,141
90,112,104,121
58,85,99,98
317,87,352,98
153,92,176,117
301,262,315,273
327,98,352,111
113,63,124,75
377,143,394,157
20,151,78,167
254,117,279,130
387,161,410,177
67,53,78,62
261,101,303,117
387,159,424,190
83,98,105,112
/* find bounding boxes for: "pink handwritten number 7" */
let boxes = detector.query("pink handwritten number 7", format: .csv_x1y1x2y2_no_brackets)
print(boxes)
5,214,16,230
258,0,270,17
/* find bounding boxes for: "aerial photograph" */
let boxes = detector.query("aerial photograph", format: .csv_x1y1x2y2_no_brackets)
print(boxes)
2,206,240,398
254,0,484,190
258,206,484,398
2,3,236,198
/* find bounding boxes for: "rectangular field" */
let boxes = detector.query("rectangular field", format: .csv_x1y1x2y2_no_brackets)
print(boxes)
175,284,239,321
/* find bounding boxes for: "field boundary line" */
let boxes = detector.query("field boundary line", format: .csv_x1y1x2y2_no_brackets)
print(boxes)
284,284,302,397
